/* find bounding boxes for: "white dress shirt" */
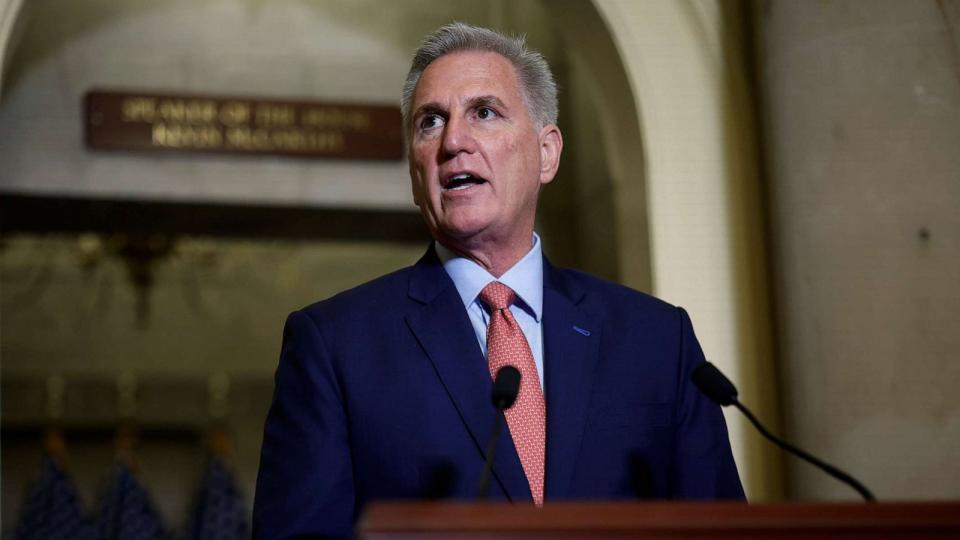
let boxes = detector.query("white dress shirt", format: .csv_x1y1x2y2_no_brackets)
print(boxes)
435,234,545,388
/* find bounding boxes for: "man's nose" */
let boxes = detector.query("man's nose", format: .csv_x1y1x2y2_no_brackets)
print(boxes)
441,116,476,156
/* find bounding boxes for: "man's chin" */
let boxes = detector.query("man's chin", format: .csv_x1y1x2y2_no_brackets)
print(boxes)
435,220,496,248
434,210,489,234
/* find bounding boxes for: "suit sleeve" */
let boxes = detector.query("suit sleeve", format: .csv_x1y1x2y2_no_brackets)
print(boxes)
670,307,746,500
253,310,355,539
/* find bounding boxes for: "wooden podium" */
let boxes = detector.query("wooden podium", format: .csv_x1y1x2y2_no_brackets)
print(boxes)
358,501,960,539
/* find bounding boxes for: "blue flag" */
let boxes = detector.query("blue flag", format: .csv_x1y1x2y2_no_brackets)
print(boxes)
185,457,249,540
14,455,93,540
94,462,169,540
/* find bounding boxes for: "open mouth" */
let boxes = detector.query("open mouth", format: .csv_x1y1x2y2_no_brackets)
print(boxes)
444,173,487,191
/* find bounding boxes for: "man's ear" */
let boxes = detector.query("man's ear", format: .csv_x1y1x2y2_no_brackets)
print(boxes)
538,124,563,186
408,155,422,207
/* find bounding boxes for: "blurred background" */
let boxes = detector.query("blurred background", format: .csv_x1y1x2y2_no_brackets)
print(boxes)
1,0,958,536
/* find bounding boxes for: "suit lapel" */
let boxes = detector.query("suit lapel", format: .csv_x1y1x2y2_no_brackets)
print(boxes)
404,247,530,502
542,260,601,499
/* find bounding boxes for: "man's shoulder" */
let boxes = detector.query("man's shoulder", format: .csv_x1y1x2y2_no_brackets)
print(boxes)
295,262,424,322
549,265,677,315
547,264,693,337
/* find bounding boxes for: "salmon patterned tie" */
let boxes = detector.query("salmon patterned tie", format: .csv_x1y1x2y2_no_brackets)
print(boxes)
479,281,545,506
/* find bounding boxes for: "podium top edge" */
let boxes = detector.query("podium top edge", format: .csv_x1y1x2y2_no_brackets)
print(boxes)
359,501,960,533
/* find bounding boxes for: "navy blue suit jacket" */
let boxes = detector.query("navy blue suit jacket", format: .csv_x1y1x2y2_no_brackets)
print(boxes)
253,248,744,539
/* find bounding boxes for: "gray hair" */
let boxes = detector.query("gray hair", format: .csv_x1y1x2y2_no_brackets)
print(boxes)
401,22,558,135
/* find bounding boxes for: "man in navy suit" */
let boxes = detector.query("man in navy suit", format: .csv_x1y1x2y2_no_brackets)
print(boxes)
254,22,743,540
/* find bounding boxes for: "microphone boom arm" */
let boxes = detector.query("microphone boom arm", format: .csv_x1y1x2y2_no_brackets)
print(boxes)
691,361,876,502
731,399,876,502
476,413,503,499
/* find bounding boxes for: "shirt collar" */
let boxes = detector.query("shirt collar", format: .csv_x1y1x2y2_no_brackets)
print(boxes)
436,234,543,322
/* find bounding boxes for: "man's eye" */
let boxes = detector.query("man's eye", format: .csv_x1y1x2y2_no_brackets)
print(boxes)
419,114,444,130
476,106,498,120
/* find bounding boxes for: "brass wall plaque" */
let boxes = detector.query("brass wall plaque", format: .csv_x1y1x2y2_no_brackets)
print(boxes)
85,90,403,160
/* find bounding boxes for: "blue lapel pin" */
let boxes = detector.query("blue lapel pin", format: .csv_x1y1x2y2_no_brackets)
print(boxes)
573,325,591,337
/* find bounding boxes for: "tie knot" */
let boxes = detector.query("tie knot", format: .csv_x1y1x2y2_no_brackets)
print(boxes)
479,281,516,312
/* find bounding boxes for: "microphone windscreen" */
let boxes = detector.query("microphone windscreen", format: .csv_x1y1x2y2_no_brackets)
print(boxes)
491,366,521,410
691,361,739,406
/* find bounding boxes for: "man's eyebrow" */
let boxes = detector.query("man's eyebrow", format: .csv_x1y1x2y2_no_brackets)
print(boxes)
413,102,445,118
467,95,507,110
412,95,508,121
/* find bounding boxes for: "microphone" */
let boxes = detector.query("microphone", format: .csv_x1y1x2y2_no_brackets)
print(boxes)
477,366,521,500
692,361,876,502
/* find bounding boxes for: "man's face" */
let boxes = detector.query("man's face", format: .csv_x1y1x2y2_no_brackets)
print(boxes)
408,50,561,249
